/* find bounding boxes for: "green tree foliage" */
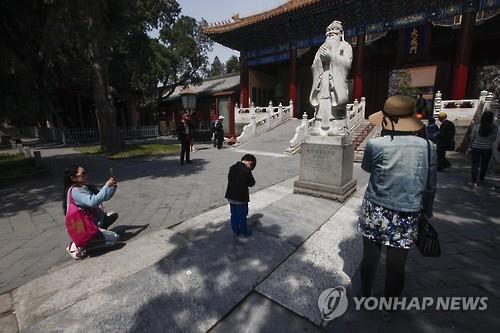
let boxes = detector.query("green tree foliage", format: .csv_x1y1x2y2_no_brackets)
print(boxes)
225,55,240,74
155,17,212,98
388,70,418,98
208,56,225,77
0,0,211,153
474,65,500,98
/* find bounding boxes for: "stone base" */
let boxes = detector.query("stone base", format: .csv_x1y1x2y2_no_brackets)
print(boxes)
293,135,357,202
293,179,356,202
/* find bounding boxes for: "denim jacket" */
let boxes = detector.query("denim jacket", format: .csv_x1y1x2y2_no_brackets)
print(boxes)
361,134,437,216
67,185,116,225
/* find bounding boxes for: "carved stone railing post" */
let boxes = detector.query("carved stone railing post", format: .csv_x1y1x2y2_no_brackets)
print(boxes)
266,106,272,130
352,99,359,126
250,113,256,136
302,112,308,137
267,100,273,113
289,99,294,120
434,91,442,115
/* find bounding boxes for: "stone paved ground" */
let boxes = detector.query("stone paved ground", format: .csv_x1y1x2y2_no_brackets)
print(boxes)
2,133,500,332
0,133,299,294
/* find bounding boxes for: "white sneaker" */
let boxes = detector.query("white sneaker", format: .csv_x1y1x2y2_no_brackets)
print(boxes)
66,242,87,260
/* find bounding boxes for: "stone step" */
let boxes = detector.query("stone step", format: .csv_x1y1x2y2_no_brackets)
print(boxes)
13,229,190,331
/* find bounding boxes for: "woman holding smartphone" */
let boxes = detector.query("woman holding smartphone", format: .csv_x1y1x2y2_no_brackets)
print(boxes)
63,165,120,259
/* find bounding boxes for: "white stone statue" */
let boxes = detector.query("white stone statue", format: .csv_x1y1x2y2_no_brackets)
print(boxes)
309,20,353,136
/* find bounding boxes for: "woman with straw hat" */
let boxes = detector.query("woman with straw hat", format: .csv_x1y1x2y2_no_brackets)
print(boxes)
358,95,437,320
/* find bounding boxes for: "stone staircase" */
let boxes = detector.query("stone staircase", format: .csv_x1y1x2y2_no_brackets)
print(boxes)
351,119,379,162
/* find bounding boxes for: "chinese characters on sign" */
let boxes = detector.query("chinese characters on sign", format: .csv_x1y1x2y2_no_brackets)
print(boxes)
400,24,429,61
410,27,419,55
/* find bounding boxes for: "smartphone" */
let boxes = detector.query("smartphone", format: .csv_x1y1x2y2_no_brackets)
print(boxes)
109,167,113,178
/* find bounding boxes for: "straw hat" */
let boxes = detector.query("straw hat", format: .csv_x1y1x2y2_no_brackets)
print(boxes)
368,95,424,132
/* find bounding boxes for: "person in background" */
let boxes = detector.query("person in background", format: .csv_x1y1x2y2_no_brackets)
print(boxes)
359,95,437,321
436,111,456,171
225,154,257,238
416,93,427,119
177,113,193,165
468,111,498,190
63,165,120,259
214,115,225,149
425,117,439,143
211,118,218,147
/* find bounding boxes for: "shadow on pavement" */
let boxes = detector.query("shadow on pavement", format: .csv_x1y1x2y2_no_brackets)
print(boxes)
86,242,127,258
111,224,149,242
0,153,210,217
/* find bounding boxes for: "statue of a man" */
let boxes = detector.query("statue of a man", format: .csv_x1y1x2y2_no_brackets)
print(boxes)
310,20,353,136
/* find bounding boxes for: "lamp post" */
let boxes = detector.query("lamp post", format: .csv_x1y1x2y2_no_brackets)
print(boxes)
180,86,197,115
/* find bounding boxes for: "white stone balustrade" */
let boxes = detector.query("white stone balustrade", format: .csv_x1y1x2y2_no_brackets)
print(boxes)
286,97,366,154
235,99,293,145
433,90,498,161
433,90,484,122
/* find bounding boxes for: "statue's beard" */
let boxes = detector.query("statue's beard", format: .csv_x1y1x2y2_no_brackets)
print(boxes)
325,36,340,50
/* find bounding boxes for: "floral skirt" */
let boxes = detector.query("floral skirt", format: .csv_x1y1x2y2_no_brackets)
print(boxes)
358,198,419,249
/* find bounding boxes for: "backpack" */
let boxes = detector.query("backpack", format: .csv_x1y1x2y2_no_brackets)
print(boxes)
65,187,99,247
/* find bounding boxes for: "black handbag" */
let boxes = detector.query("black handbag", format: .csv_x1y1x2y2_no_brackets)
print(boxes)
417,140,441,257
417,215,441,257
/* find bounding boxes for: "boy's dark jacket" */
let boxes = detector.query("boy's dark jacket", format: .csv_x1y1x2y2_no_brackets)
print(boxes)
225,161,255,202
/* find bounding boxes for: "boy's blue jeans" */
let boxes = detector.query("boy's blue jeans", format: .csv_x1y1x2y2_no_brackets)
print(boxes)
230,203,248,236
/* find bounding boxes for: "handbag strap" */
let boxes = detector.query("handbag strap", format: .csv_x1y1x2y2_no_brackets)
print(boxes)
425,139,431,191
67,186,90,213
67,186,75,206
420,139,432,225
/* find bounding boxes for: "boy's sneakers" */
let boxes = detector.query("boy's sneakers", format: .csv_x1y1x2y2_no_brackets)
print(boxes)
239,230,252,238
66,242,87,260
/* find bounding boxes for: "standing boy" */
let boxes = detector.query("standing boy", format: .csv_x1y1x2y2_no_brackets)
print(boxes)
225,154,256,238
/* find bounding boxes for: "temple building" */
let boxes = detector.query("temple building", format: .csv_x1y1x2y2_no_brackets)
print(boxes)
203,0,500,121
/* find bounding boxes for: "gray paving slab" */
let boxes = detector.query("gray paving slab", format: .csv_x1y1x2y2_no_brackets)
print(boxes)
9,212,36,235
13,229,189,330
0,313,18,333
22,228,295,333
210,292,321,333
256,194,363,326
0,292,12,314
254,193,342,246
0,220,13,236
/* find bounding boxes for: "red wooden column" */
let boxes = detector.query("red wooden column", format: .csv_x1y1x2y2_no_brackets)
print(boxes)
289,47,298,118
353,34,365,101
240,58,249,108
451,8,476,99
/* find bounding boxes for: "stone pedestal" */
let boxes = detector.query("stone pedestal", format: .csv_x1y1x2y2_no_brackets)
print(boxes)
293,135,356,202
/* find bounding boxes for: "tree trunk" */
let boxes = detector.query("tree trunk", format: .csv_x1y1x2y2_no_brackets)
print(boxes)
88,1,120,154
